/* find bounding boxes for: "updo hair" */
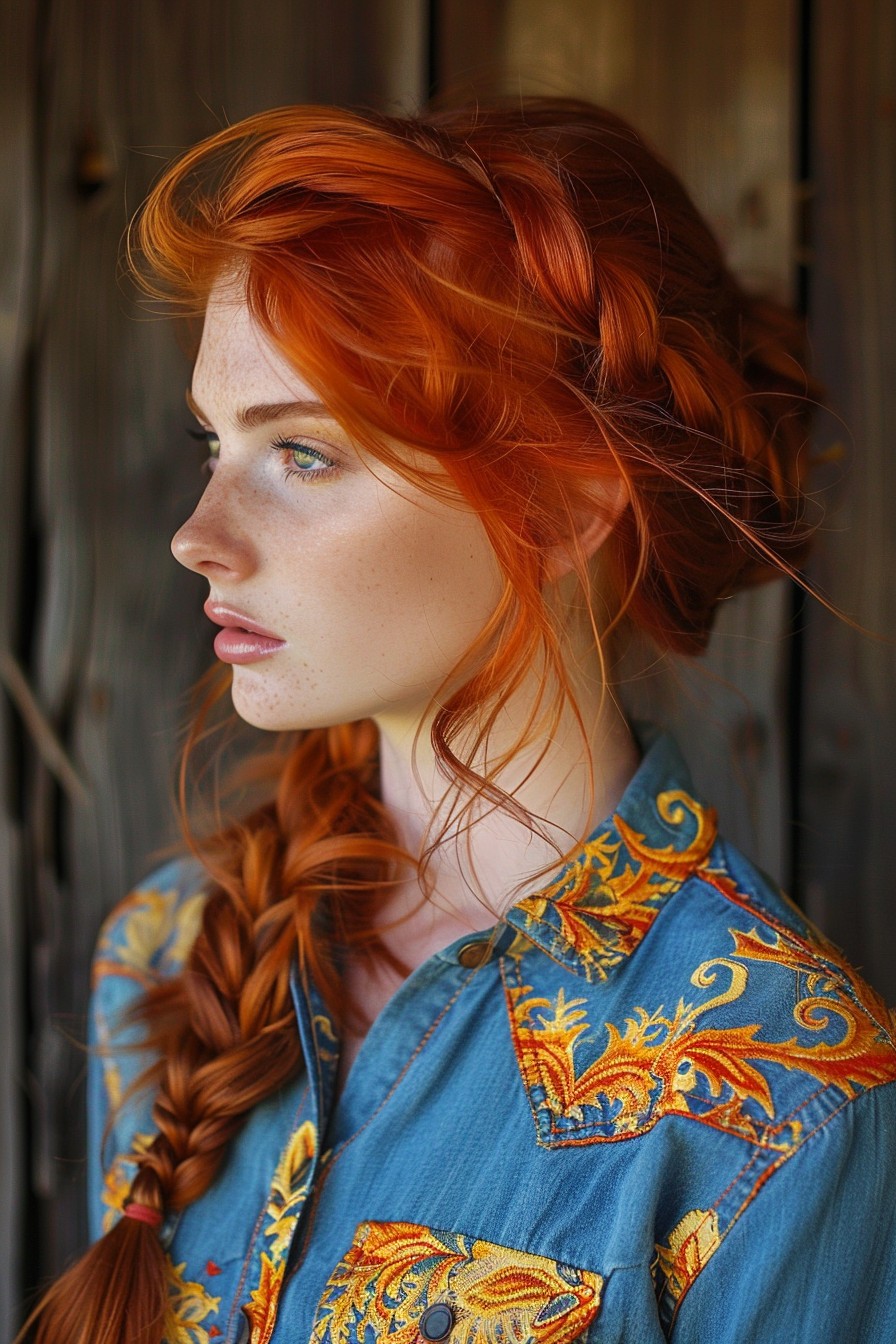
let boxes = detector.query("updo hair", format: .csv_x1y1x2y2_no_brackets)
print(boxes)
22,98,819,1344
136,96,818,659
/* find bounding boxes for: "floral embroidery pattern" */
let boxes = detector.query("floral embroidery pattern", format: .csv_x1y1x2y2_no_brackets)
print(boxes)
506,916,896,1146
162,1259,222,1344
653,1208,721,1306
243,1121,318,1344
310,1221,603,1343
512,791,717,982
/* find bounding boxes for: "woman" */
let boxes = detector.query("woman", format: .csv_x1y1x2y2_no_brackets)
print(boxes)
25,99,896,1342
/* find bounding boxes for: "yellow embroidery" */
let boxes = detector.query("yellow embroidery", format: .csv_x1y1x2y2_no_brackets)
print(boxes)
93,885,207,986
162,1258,222,1344
310,1221,603,1343
264,1121,317,1258
515,791,717,980
655,1209,721,1303
242,1120,318,1343
508,926,896,1144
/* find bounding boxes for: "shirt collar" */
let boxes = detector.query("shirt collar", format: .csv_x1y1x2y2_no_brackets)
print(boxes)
503,728,719,981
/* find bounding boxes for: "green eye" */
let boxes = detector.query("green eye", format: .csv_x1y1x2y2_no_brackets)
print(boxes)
288,444,324,471
271,435,338,482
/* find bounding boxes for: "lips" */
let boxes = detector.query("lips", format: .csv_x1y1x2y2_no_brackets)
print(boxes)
204,601,286,665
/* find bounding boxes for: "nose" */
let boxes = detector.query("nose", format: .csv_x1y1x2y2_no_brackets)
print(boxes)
171,470,257,581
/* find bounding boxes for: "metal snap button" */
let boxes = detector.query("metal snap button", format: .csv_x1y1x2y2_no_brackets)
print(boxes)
457,940,490,968
419,1301,456,1340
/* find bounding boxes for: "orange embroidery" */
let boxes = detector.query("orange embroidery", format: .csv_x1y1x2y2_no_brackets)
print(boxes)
241,1120,318,1342
514,791,717,980
654,1208,721,1303
507,922,896,1145
310,1221,603,1343
243,1254,285,1344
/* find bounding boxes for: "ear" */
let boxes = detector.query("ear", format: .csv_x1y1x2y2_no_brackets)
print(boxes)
542,476,629,584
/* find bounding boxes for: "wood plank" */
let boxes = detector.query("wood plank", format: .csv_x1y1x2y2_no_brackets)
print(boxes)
0,0,37,1329
799,0,896,999
28,0,426,1284
437,0,798,878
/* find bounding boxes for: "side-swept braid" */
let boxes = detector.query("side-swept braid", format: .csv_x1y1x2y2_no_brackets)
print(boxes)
126,718,401,1217
22,721,402,1344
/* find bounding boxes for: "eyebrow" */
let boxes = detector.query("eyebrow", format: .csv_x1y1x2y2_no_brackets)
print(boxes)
185,388,333,429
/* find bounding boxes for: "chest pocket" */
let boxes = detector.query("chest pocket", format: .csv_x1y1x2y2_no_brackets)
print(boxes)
309,1220,603,1343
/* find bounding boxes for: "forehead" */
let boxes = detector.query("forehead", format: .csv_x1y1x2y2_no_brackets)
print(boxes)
192,282,320,409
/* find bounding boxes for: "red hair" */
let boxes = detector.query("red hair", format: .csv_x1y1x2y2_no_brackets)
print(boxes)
22,98,819,1343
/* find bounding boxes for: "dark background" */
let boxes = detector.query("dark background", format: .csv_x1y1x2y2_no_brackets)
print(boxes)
2,0,893,1332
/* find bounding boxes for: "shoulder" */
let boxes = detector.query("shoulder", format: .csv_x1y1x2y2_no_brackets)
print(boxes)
90,853,210,1107
92,854,210,992
504,776,896,1149
502,753,896,1329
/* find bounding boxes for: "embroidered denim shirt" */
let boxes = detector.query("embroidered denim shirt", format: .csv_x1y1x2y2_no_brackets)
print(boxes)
88,732,896,1343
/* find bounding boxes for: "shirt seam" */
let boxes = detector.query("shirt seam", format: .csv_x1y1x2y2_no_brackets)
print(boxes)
281,962,481,1293
223,1082,310,1344
667,1081,895,1329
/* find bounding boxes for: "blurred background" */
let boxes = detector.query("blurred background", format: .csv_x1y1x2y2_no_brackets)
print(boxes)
1,0,893,1332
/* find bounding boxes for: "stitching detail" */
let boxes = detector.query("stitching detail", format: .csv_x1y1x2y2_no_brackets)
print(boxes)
667,1085,880,1328
701,855,896,1047
223,1082,310,1343
283,964,480,1287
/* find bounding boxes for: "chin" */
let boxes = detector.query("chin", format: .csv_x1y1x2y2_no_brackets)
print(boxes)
229,674,351,734
229,676,306,733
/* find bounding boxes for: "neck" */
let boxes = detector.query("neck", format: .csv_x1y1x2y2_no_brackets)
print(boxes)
372,659,640,952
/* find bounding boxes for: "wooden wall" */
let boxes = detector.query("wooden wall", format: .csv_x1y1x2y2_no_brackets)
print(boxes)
800,0,896,1001
0,2,36,1333
4,0,425,1329
2,0,893,1333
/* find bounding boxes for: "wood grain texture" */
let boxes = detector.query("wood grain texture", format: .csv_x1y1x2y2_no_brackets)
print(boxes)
0,0,37,1332
26,0,425,1287
799,0,896,999
437,0,798,879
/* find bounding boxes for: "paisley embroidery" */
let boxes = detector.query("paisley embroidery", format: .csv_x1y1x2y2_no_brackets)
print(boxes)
243,1121,318,1343
310,1221,603,1343
506,912,896,1145
511,791,717,981
654,1208,721,1306
265,1120,318,1257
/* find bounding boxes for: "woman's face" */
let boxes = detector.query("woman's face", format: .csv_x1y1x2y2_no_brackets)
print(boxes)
172,285,505,733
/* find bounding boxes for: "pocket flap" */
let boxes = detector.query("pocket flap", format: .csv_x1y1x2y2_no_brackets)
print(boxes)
311,1220,603,1343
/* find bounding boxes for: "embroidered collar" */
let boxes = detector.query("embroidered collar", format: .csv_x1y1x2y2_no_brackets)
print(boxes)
504,731,718,981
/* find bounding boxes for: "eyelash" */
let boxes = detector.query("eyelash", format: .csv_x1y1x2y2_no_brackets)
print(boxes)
270,434,339,483
187,429,339,483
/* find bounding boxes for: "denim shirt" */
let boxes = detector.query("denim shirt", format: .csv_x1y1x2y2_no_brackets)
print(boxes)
88,732,896,1343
